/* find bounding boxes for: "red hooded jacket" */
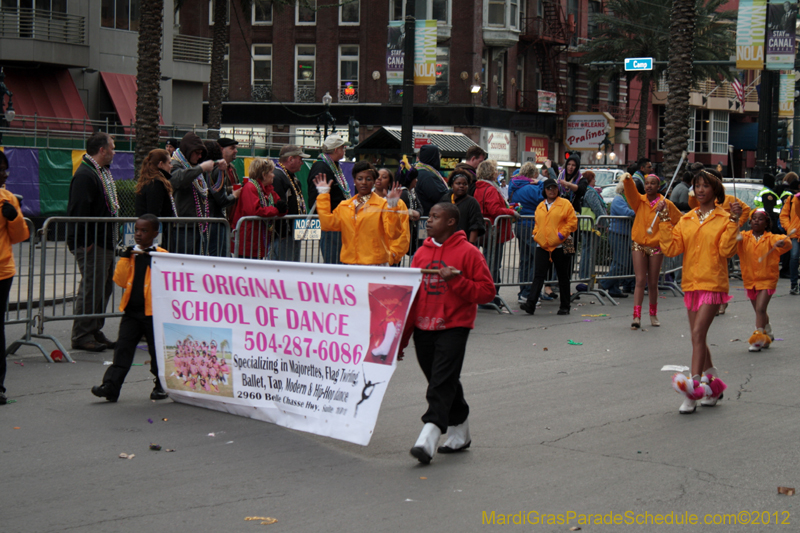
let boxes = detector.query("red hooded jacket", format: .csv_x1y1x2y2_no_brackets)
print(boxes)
405,230,495,334
230,180,281,258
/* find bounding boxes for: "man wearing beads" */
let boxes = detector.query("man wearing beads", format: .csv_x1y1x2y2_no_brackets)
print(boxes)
308,135,349,264
67,132,120,352
272,145,310,262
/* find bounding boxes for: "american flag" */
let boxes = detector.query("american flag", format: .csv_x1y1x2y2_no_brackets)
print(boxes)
731,77,745,108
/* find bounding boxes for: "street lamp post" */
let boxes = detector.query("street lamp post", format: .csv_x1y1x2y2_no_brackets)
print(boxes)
595,134,616,166
316,91,336,141
0,68,16,145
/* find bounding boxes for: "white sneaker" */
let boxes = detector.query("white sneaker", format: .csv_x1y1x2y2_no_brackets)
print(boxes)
679,398,697,414
410,423,441,464
437,419,471,454
765,323,774,342
748,343,762,352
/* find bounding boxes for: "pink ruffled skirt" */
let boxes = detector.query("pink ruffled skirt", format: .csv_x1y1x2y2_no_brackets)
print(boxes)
746,288,776,300
683,290,733,312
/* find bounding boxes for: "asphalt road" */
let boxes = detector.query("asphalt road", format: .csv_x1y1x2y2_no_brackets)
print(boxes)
2,280,799,532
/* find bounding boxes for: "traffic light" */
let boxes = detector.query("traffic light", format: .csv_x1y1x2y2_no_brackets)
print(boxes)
776,120,788,148
348,117,360,146
564,151,571,161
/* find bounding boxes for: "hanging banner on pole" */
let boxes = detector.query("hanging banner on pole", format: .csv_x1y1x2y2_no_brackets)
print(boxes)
779,70,795,117
151,254,422,446
414,20,437,85
736,0,767,70
386,21,405,86
766,0,797,70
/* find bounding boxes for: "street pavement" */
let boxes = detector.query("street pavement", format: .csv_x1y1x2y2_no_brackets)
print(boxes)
2,279,799,532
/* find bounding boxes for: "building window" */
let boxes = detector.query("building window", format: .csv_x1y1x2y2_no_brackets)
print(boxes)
510,0,519,29
588,0,601,37
711,110,729,154
496,55,505,107
588,82,599,110
297,0,316,25
339,45,359,102
687,108,696,153
101,0,141,31
694,109,711,153
340,0,359,24
516,56,524,93
7,0,67,12
427,46,450,104
566,64,577,112
252,44,272,101
488,0,505,26
208,0,229,25
390,0,449,24
657,107,665,151
252,0,272,25
608,74,619,107
295,45,315,102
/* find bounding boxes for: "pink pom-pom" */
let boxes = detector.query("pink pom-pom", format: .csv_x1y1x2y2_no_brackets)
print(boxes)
707,377,726,398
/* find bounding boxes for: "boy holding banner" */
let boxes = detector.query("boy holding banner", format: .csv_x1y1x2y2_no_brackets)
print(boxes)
402,203,495,464
91,215,169,402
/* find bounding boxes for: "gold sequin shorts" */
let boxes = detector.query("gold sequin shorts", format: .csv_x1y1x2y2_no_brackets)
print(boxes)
631,241,661,256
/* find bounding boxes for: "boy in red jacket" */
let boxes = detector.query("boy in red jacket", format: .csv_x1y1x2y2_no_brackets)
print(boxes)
91,215,169,402
404,203,495,464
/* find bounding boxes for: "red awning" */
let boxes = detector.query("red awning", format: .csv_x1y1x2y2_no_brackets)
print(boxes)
100,72,164,132
3,68,91,131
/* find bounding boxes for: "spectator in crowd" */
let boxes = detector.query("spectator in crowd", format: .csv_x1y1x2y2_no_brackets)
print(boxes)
557,153,582,197
576,171,608,281
308,135,349,264
67,132,120,352
314,161,409,266
474,160,520,308
394,160,424,256
230,158,287,259
670,171,693,212
454,145,487,193
509,162,544,303
135,149,176,250
272,145,311,262
441,169,484,246
165,138,179,156
170,132,216,254
779,179,800,294
632,157,652,192
415,144,449,216
599,179,635,298
0,150,30,405
203,140,240,257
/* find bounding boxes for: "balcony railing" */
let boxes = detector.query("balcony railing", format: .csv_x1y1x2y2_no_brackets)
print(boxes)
339,82,358,103
520,15,568,44
295,83,315,103
252,83,272,102
591,103,637,125
0,8,85,44
173,34,212,64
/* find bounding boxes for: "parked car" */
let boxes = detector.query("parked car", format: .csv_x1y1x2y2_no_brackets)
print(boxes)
722,179,761,209
583,168,625,187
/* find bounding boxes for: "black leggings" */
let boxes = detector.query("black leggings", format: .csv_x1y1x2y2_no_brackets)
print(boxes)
0,276,14,394
525,248,572,311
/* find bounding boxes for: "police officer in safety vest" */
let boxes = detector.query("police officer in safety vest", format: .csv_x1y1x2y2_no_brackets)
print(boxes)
754,173,783,230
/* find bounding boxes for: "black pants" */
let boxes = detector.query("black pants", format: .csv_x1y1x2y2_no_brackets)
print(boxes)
414,327,470,433
0,276,13,394
102,311,159,397
526,247,572,311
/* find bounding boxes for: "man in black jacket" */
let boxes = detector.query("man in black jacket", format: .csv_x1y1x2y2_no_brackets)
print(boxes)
205,138,241,256
415,144,448,216
67,132,119,352
272,144,310,261
308,134,349,264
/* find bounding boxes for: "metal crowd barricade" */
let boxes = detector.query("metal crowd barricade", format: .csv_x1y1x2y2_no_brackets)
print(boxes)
4,218,57,361
593,215,635,305
659,253,684,296
36,216,231,360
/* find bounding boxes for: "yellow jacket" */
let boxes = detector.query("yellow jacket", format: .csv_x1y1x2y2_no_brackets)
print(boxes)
623,176,681,247
114,247,168,316
0,189,30,280
533,197,578,252
659,206,739,293
779,195,800,238
688,193,751,228
317,193,409,265
737,231,791,290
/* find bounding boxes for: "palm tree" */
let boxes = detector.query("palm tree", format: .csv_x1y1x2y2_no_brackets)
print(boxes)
134,0,164,175
578,0,735,162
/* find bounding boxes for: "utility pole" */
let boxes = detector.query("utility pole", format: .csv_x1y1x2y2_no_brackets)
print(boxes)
400,0,416,156
755,71,776,180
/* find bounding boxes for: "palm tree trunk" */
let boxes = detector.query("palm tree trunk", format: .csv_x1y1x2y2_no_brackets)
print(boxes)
636,73,651,160
662,0,696,178
134,0,163,177
207,0,229,139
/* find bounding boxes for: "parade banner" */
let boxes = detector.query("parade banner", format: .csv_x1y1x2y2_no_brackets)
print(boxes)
779,70,795,117
386,21,404,86
766,0,797,70
414,20,438,85
736,0,767,70
151,254,422,446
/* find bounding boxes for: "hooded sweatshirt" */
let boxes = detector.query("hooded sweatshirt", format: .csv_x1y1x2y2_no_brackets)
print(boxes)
558,154,582,197
415,145,448,215
170,132,209,218
407,230,496,331
509,178,544,216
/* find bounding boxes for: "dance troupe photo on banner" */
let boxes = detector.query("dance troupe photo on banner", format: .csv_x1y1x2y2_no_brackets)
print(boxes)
151,253,422,445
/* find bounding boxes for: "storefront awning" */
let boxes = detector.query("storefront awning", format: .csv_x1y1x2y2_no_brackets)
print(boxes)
353,127,479,158
3,68,90,131
100,72,164,132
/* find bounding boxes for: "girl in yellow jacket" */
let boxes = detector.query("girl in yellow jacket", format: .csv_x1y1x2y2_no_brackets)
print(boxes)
623,173,682,328
737,210,790,352
314,161,409,266
778,183,800,294
656,169,741,414
0,150,31,405
519,178,577,315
